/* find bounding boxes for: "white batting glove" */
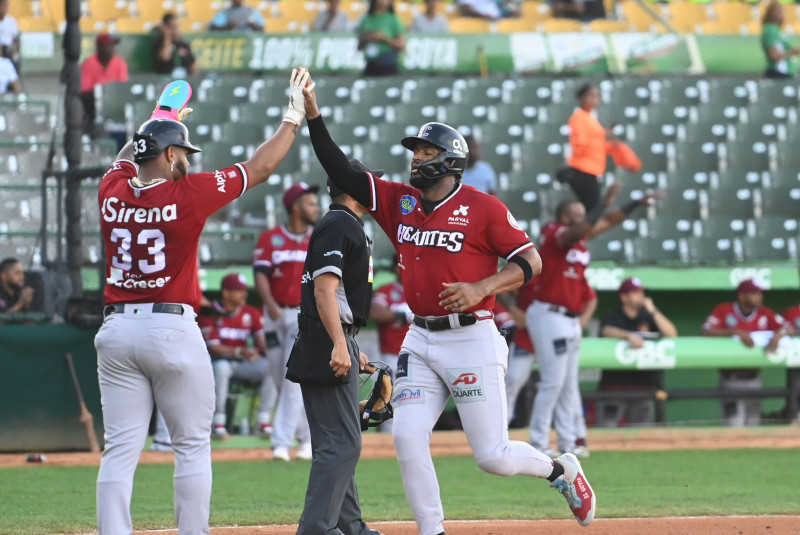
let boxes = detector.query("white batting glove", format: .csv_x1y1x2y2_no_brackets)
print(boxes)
283,67,310,126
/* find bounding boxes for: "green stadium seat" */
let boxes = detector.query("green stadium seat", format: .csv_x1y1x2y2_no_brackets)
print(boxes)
755,216,800,239
505,79,554,107
479,123,527,145
373,122,418,144
686,236,739,264
705,188,757,220
503,169,554,190
480,142,515,173
644,104,691,125
694,103,742,126
736,122,782,143
631,236,686,264
664,169,714,190
701,217,751,239
219,123,268,148
613,169,664,191
654,80,702,107
539,105,574,126
631,123,679,144
647,216,698,240
725,140,773,174
496,104,540,126
453,79,504,106
705,79,754,107
313,80,354,107
760,186,800,217
627,140,669,172
656,187,702,220
99,81,136,122
602,78,652,107
717,169,766,189
356,142,408,174
755,81,799,107
208,239,257,266
251,79,290,104
684,122,730,144
519,141,565,176
354,78,404,106
385,103,437,126
741,236,796,261
202,82,251,105
442,104,491,125
499,189,542,221
588,234,630,262
674,140,721,172
597,103,643,127
746,104,795,126
768,169,800,188
403,79,455,105
774,139,800,169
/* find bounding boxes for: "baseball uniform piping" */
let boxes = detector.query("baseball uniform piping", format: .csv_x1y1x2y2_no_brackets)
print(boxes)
235,163,249,197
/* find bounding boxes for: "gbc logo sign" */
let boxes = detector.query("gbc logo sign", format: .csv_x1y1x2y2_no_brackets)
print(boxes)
614,340,677,369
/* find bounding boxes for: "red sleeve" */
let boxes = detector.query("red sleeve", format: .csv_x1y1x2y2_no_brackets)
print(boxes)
368,173,407,237
197,315,219,345
251,307,264,335
181,163,248,220
702,304,726,330
765,309,786,331
484,195,534,259
253,231,273,268
581,280,597,305
372,286,390,307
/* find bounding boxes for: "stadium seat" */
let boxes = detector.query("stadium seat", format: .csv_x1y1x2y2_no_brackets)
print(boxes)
760,187,800,217
713,1,755,26
209,240,258,266
686,236,739,264
499,189,542,220
755,216,800,239
354,78,404,105
631,237,686,264
697,20,742,35
404,78,457,105
717,169,766,189
520,2,553,23
356,142,409,174
539,104,574,126
495,19,537,32
588,234,630,262
664,169,714,190
520,141,565,176
496,105,541,126
454,80,504,106
313,80,354,107
621,1,660,32
769,168,800,188
657,187,702,220
742,21,762,35
774,139,800,169
705,188,757,220
701,217,751,240
203,83,252,105
756,82,800,107
626,140,669,172
725,140,773,173
684,122,731,144
654,80,702,107
741,236,796,262
674,140,721,172
480,123,527,145
219,123,268,148
588,19,631,33
666,2,708,33
480,143,515,173
644,105,692,126
386,103,438,126
630,123,679,144
694,103,743,127
648,216,698,240
449,17,491,33
503,169,554,190
747,104,796,126
506,79,554,107
541,18,584,32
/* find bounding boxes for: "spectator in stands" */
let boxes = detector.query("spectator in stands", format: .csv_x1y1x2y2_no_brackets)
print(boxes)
0,55,18,93
556,83,609,211
410,0,450,33
0,258,33,313
761,1,799,79
597,277,677,427
313,0,352,32
701,279,790,426
550,0,605,21
460,135,497,195
199,273,271,439
357,0,405,77
80,34,129,126
0,0,19,65
152,13,196,77
209,0,265,32
458,0,520,21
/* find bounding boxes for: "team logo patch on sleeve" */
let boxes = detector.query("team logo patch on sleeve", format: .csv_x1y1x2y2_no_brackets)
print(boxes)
446,367,486,403
725,314,738,327
400,195,417,215
271,235,285,248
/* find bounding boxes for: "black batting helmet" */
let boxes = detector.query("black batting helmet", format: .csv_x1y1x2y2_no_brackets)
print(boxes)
132,119,202,163
401,122,469,180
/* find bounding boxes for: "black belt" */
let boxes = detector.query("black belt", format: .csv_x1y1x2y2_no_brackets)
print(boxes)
297,312,360,336
546,304,578,318
413,313,477,332
103,303,185,317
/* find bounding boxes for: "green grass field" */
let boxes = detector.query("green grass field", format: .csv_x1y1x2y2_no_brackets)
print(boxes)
2,449,797,535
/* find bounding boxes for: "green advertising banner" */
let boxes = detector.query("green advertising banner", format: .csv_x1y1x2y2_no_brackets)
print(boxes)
19,31,775,75
579,336,800,370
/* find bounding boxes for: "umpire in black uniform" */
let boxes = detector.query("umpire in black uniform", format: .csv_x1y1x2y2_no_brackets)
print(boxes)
286,160,382,535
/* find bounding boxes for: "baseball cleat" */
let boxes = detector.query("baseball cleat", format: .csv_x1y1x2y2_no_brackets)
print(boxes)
273,446,291,462
211,425,230,440
551,453,596,527
149,440,172,452
257,423,274,438
296,441,312,460
543,447,562,459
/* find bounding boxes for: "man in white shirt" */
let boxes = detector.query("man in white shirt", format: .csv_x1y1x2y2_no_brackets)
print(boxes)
313,0,351,32
0,0,19,62
458,0,520,20
460,135,498,195
0,56,19,94
410,0,450,33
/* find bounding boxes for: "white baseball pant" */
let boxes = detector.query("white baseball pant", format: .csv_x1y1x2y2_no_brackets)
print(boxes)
95,303,214,535
392,318,554,535
526,301,585,453
152,409,171,446
505,343,535,425
271,307,311,449
212,356,271,428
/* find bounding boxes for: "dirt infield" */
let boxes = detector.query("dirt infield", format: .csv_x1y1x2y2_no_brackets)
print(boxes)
126,517,800,535
3,425,799,468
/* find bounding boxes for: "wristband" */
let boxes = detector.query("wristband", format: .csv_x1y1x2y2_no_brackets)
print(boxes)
283,108,305,126
621,199,640,216
509,254,534,285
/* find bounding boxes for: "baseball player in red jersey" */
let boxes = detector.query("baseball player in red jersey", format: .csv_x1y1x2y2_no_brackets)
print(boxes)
94,68,312,535
369,259,413,432
253,182,319,459
505,311,535,426
198,273,269,439
701,279,790,426
781,303,800,334
522,184,656,458
303,82,597,533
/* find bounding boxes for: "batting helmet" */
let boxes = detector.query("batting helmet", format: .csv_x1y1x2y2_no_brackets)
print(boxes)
132,119,202,163
401,122,469,180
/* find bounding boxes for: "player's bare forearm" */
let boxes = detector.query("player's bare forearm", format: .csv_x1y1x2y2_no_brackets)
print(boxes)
255,332,267,356
701,327,738,338
116,140,134,162
600,325,634,340
314,273,348,347
579,297,597,329
243,122,298,190
208,344,243,360
254,271,280,316
652,312,678,337
369,301,396,324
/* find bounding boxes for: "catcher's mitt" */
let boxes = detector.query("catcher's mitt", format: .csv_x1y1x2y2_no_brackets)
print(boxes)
359,362,394,431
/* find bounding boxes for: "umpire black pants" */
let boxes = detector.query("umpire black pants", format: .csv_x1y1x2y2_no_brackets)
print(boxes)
296,335,371,535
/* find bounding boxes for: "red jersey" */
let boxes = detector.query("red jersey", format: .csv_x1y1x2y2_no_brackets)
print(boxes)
513,327,534,353
367,177,533,316
99,159,248,310
702,302,786,332
198,301,264,348
493,302,514,331
781,305,800,333
252,225,312,307
371,280,410,355
521,221,594,314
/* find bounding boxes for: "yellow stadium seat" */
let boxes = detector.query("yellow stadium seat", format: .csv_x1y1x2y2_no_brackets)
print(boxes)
10,0,35,18
40,0,64,22
622,0,662,32
788,20,800,35
113,17,154,34
588,19,631,32
495,18,537,32
268,18,309,32
277,2,319,23
449,17,491,33
345,1,368,19
88,0,131,21
742,20,762,35
666,2,708,33
18,16,57,32
540,18,584,32
713,2,755,26
80,17,110,33
758,2,798,24
521,2,552,23
135,0,169,24
183,1,220,23
395,2,420,27
698,19,742,34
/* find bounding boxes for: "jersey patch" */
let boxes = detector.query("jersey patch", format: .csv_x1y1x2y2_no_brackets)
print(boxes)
400,195,416,215
507,210,523,231
446,367,486,403
725,314,738,327
271,234,285,248
393,387,423,405
395,353,410,380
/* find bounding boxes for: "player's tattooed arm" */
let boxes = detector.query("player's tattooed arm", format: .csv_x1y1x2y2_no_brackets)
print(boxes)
439,248,541,313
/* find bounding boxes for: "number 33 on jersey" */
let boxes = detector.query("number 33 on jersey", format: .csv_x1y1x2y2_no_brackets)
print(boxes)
99,158,250,310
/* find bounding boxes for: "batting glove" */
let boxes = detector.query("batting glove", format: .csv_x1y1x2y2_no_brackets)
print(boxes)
283,67,310,126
